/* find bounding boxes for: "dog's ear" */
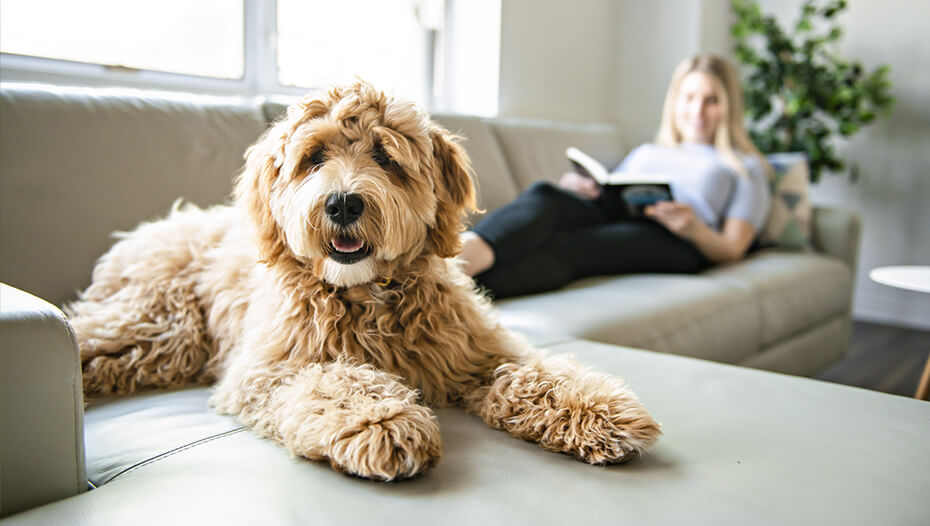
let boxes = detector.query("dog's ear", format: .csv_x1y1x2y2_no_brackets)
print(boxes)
234,92,337,265
234,129,289,265
428,125,478,258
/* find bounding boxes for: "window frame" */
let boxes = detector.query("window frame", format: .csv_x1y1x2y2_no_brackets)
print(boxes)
1,0,398,98
0,0,498,115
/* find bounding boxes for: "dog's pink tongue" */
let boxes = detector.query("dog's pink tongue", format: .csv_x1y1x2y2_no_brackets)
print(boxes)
332,236,364,253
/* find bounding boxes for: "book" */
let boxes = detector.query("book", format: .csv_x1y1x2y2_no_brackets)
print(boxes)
565,146,673,218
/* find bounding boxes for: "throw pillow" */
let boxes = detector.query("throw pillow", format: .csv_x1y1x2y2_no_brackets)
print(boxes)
760,152,812,249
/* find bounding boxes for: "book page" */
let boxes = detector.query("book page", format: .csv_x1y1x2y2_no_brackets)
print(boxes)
565,147,609,185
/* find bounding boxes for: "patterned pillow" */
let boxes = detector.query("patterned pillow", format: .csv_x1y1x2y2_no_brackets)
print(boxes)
760,152,812,249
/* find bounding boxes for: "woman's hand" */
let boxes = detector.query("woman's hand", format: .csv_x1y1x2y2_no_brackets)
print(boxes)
557,172,602,200
646,201,757,264
644,201,700,240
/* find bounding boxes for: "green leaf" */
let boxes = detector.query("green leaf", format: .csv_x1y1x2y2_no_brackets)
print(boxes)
795,17,812,33
802,1,816,17
837,87,854,102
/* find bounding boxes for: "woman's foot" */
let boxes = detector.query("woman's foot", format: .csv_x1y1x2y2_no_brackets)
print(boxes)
459,232,495,276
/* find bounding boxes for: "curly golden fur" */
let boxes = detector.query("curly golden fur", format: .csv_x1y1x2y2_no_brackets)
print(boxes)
68,82,660,481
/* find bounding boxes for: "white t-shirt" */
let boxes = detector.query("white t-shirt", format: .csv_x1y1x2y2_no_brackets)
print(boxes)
613,143,771,232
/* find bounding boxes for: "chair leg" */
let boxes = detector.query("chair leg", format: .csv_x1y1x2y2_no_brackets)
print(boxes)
915,351,930,401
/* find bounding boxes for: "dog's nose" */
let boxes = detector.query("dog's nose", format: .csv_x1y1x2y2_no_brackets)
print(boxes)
325,193,365,226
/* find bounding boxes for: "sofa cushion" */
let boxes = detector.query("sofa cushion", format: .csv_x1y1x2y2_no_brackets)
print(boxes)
741,315,850,375
431,114,521,222
704,249,853,347
259,99,290,124
0,83,267,306
495,250,853,364
489,119,625,191
84,389,243,486
496,274,761,364
760,152,813,249
15,342,928,525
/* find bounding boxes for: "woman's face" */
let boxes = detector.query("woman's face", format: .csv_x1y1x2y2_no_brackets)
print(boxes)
674,71,723,144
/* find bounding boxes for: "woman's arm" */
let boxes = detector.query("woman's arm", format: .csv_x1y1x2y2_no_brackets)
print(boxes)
644,202,755,263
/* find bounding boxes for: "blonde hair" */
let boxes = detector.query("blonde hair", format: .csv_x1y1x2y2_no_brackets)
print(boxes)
655,55,769,179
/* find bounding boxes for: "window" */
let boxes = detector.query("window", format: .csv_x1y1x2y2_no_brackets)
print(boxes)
0,0,500,115
0,0,244,79
277,0,436,106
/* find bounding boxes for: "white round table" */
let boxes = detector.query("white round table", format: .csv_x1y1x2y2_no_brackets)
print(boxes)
868,265,930,400
869,265,930,294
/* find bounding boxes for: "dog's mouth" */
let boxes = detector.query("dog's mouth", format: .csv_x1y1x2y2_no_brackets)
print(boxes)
329,235,371,264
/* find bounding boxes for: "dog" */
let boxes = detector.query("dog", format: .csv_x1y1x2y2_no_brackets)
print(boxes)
68,81,661,481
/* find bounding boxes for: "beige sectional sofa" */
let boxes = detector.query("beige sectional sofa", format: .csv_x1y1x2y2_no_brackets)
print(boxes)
3,83,927,525
3,85,858,376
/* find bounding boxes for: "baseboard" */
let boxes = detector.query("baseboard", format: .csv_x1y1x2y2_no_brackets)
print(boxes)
853,292,930,331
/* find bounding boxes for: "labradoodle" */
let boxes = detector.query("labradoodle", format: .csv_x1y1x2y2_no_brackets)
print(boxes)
68,81,660,481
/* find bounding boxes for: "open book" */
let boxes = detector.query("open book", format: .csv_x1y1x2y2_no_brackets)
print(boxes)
566,146,673,218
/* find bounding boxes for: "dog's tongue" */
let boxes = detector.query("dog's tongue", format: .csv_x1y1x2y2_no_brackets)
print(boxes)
332,236,364,253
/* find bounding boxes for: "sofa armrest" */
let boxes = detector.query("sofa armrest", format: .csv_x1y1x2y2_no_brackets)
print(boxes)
810,206,862,272
0,283,86,518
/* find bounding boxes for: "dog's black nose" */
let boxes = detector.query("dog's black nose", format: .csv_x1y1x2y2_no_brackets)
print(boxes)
325,193,365,226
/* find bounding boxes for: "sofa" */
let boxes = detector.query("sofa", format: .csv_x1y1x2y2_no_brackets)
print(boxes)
2,83,927,524
3,84,859,375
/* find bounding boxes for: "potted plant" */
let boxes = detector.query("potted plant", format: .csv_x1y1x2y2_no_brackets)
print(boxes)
730,0,895,182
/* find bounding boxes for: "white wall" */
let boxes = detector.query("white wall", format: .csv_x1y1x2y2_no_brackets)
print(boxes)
612,0,696,145
497,0,930,330
498,0,732,140
497,0,618,122
611,0,736,144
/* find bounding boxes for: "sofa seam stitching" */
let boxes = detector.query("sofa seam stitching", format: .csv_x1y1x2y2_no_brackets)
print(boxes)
103,427,247,484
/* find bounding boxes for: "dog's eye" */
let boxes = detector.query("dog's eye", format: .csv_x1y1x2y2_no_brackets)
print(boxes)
372,143,393,168
301,148,325,173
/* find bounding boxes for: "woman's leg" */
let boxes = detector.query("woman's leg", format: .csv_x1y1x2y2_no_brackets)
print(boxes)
551,220,708,278
475,220,708,298
470,182,607,267
474,247,576,298
460,232,496,277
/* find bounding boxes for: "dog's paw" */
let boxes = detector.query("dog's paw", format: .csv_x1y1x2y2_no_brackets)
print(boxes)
477,354,661,464
542,404,662,464
326,405,442,481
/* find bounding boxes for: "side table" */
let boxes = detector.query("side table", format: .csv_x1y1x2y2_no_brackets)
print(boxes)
868,265,930,400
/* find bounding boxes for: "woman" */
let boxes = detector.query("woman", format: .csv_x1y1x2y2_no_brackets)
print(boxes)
460,55,771,298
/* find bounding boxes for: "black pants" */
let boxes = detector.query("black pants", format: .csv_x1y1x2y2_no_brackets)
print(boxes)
472,182,709,298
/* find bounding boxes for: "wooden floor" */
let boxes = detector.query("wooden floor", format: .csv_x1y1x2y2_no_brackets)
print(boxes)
816,320,930,399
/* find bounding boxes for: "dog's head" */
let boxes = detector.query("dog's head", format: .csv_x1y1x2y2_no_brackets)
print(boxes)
235,81,477,288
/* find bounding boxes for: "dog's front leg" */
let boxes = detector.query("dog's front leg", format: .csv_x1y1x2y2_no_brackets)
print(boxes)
466,350,661,464
212,359,442,481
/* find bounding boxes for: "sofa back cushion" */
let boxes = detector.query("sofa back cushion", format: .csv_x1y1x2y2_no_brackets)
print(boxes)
489,119,625,191
0,83,267,306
